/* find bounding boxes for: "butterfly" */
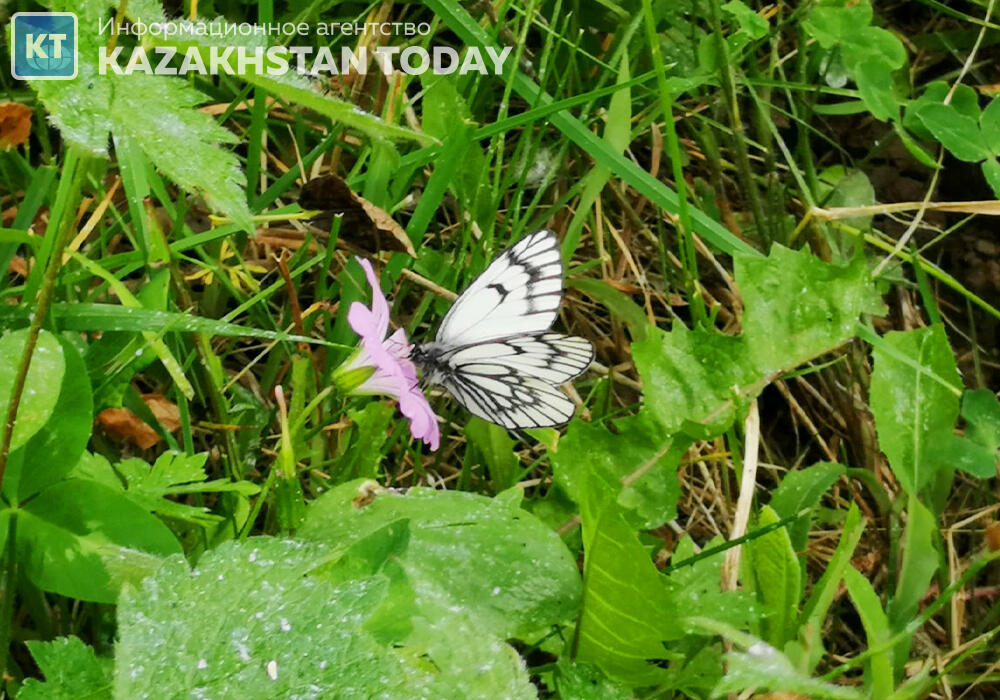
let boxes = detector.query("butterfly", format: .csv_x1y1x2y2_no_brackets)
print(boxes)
410,229,594,430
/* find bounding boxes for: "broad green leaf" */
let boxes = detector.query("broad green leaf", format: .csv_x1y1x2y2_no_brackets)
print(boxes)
916,103,991,162
338,402,394,482
769,462,847,553
744,507,800,646
20,637,112,700
738,245,883,374
299,482,581,639
567,278,650,341
18,479,182,603
870,325,961,497
843,566,894,698
117,538,534,699
903,82,980,142
715,640,862,698
980,97,1000,154
633,324,754,437
7,335,92,502
465,418,518,492
856,57,900,122
0,329,65,452
552,415,684,528
886,497,938,680
575,502,673,686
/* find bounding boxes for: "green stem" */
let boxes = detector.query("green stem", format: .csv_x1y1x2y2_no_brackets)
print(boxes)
707,0,768,245
0,149,86,491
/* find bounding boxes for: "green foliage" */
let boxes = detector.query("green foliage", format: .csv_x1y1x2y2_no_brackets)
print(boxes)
3,0,998,695
870,325,966,501
16,479,181,603
0,330,65,453
19,636,112,700
914,92,1000,198
803,0,907,121
299,481,582,640
113,537,536,699
744,506,800,646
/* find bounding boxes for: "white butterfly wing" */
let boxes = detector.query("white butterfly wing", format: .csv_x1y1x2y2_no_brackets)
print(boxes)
440,334,594,384
435,229,564,347
434,333,594,429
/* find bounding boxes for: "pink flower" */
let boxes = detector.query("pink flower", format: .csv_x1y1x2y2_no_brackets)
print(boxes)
335,258,440,451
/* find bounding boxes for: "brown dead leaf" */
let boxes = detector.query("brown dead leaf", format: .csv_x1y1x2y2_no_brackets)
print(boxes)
98,408,161,449
0,102,32,149
299,174,417,257
97,394,181,449
142,393,181,433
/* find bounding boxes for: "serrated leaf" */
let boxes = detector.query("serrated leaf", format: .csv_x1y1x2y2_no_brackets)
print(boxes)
633,325,755,437
552,414,683,528
114,451,254,525
299,482,581,640
20,637,112,700
0,329,65,453
870,325,961,497
31,4,251,228
738,245,884,374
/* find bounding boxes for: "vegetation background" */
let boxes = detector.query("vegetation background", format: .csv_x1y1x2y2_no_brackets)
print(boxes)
1,0,999,698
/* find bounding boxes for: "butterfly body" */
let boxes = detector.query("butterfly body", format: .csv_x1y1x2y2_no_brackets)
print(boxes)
410,230,594,430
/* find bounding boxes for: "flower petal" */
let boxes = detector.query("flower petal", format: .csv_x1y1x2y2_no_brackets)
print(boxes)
355,257,389,339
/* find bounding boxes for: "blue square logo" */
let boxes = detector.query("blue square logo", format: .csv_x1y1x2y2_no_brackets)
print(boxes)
10,12,78,80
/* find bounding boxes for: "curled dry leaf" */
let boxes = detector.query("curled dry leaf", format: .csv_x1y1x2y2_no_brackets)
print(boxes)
0,102,32,149
299,173,417,257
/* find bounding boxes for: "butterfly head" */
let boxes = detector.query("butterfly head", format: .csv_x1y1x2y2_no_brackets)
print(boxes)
409,342,449,386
